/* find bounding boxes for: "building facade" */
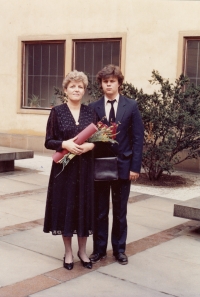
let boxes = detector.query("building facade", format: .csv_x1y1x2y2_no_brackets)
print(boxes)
0,0,200,171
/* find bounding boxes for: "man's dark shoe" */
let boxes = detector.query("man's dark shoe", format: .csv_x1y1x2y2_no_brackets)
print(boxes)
89,252,107,263
114,253,128,265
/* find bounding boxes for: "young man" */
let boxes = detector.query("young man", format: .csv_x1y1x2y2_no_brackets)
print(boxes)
89,64,144,265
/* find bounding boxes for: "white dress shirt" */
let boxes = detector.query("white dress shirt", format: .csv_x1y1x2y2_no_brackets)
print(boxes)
104,94,119,121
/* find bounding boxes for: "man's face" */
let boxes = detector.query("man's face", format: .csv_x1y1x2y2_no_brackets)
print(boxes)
101,76,120,99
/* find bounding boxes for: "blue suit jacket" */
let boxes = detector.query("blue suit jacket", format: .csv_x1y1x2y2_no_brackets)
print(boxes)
89,95,144,179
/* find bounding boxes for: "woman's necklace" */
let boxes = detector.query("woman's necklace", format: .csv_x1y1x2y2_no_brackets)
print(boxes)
66,103,80,125
72,109,80,125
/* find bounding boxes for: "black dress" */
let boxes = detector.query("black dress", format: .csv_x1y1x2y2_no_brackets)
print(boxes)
43,103,96,237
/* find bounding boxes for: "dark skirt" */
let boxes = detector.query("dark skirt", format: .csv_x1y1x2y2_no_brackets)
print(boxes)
43,151,94,237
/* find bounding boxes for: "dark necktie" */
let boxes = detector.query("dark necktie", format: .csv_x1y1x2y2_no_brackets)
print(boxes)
108,99,116,123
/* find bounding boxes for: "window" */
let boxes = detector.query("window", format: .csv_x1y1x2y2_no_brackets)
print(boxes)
73,39,121,101
74,39,121,82
22,41,65,109
184,39,200,86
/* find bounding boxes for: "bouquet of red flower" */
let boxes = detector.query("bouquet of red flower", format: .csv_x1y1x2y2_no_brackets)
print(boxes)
56,120,119,176
52,123,98,163
88,121,118,142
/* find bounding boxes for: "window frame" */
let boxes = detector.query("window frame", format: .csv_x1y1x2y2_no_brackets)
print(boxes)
183,37,200,85
72,38,122,78
21,40,65,110
17,33,126,115
177,31,200,79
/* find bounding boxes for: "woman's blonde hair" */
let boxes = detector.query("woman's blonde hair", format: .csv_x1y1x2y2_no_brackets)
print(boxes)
62,70,88,90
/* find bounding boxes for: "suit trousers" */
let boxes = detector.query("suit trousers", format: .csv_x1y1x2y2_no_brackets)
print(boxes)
93,179,131,255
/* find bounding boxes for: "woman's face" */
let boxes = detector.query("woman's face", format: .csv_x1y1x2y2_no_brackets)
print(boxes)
65,80,85,103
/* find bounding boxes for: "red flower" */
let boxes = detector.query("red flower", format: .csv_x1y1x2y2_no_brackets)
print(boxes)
97,121,108,129
109,122,118,139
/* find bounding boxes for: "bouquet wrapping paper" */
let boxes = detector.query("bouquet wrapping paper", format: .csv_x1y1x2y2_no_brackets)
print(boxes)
52,123,98,163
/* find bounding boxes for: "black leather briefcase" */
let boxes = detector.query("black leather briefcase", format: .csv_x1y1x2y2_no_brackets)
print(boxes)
94,157,118,181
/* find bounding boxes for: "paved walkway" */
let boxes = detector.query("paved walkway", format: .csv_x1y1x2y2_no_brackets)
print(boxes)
0,154,200,297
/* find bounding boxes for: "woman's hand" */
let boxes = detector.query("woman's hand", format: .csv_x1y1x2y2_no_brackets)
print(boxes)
79,143,95,154
62,137,83,155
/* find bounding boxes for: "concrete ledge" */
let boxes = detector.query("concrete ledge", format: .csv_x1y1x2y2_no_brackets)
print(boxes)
174,197,200,221
0,146,34,172
0,160,14,172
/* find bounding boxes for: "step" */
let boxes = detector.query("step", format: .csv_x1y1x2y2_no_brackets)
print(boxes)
174,197,200,221
0,146,34,172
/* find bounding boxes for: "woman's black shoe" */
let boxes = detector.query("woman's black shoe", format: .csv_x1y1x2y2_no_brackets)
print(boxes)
63,257,74,270
77,252,92,269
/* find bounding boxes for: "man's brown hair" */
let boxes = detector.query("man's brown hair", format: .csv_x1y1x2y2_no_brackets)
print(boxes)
96,64,124,86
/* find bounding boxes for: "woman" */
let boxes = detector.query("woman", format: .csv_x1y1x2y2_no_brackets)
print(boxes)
44,70,96,270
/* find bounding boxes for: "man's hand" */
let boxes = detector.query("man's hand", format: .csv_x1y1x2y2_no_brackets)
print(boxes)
79,142,95,154
129,171,139,181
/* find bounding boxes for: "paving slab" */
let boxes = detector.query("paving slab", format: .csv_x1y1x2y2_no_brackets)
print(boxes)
0,212,31,228
0,178,43,195
0,196,45,221
0,226,85,262
0,167,38,177
127,220,161,241
129,191,146,197
21,191,47,202
4,173,49,187
128,199,189,230
0,241,61,287
134,196,180,213
15,155,52,176
98,235,200,297
148,234,200,265
0,227,65,260
29,270,173,297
